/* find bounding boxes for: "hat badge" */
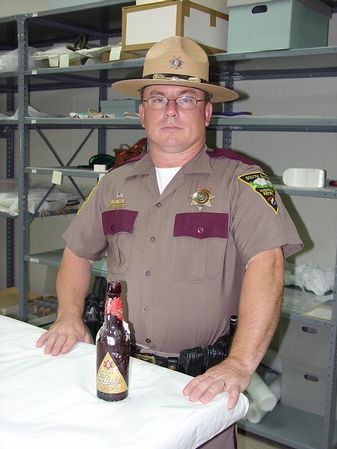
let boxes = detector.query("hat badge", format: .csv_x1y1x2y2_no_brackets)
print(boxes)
169,56,183,69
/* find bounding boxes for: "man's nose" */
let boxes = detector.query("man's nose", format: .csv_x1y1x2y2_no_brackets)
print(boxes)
164,99,179,116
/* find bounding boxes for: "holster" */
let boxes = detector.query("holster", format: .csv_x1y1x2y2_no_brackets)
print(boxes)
177,335,231,376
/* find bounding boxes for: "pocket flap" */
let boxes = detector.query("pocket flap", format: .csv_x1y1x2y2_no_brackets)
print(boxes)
102,209,138,235
174,212,228,239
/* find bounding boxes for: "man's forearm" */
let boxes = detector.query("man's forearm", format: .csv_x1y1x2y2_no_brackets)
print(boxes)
56,246,93,319
228,247,284,375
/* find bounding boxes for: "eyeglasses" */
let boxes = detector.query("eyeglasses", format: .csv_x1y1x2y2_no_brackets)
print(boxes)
142,95,209,110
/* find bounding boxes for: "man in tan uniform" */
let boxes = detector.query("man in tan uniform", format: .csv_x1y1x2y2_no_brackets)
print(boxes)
37,36,303,448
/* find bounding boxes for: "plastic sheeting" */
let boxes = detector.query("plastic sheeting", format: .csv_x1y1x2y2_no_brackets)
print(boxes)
0,316,248,449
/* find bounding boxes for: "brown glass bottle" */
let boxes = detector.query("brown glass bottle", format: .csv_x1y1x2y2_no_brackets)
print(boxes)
96,281,130,401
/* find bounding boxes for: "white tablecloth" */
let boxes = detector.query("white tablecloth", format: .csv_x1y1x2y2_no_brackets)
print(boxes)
0,316,248,449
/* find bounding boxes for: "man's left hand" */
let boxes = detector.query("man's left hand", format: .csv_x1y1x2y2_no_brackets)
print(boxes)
182,356,251,408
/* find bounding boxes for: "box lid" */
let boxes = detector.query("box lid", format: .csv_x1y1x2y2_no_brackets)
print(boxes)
228,0,330,15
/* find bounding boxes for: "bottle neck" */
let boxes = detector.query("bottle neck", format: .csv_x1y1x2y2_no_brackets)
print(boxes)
104,295,124,322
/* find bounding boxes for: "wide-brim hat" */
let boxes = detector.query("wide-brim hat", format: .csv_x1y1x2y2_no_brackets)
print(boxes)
112,36,239,103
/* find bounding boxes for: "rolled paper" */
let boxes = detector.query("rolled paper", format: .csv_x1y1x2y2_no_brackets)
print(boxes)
246,376,281,423
246,399,264,424
246,372,277,412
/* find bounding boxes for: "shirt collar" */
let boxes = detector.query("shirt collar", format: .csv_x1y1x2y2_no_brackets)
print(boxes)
126,145,212,177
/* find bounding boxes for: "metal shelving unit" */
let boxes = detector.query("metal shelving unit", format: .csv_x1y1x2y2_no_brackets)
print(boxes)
0,1,336,448
0,15,18,288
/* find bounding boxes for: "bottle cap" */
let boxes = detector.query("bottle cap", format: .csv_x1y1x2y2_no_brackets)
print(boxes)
107,281,122,295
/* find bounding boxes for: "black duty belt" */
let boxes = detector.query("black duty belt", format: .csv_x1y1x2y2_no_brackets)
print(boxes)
131,334,232,377
133,352,179,371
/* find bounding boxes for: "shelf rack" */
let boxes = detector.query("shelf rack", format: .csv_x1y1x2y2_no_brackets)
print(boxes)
0,14,16,287
0,1,336,448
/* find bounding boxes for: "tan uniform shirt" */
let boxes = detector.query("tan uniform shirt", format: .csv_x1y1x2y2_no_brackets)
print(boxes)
64,147,303,355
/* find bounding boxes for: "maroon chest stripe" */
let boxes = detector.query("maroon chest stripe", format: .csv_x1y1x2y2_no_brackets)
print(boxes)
102,209,138,235
174,212,228,239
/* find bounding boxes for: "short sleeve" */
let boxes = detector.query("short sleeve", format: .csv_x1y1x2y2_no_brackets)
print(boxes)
230,166,303,266
63,179,109,260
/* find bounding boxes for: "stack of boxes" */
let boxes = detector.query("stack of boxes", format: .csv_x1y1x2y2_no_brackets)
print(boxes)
48,0,332,62
274,316,330,415
119,0,330,55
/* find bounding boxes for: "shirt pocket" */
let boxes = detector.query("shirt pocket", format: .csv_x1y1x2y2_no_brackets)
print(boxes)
102,209,138,273
173,212,228,282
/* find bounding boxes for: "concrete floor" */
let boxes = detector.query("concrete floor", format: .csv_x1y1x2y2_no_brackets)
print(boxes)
238,431,291,449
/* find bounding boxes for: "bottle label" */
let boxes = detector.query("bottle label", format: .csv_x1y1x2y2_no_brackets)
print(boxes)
105,296,124,321
97,353,128,394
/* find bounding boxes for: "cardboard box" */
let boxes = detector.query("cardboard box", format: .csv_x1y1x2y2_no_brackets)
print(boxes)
227,0,330,52
276,316,329,369
281,360,327,415
122,0,229,54
136,0,228,14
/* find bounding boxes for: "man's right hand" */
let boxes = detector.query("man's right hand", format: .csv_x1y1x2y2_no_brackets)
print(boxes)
36,314,91,356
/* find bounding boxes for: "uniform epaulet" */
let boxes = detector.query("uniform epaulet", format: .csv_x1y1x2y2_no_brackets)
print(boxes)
206,148,257,166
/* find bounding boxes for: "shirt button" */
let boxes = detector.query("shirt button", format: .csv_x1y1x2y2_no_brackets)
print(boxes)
150,236,156,242
145,270,151,276
143,306,150,312
156,202,161,207
110,224,115,232
197,226,204,234
145,338,151,344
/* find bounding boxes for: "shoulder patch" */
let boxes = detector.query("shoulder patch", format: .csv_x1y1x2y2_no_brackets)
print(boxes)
238,172,278,214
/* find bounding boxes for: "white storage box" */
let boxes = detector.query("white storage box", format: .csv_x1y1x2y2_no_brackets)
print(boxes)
227,0,330,52
136,0,229,14
276,316,329,369
281,360,327,415
122,0,229,53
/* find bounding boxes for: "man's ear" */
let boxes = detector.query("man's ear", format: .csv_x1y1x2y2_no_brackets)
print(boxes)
205,101,213,127
139,103,145,128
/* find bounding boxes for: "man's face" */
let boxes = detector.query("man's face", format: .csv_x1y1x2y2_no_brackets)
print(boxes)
139,85,213,156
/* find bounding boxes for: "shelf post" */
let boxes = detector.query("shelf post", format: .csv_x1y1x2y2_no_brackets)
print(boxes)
6,80,15,287
322,246,337,449
17,14,29,321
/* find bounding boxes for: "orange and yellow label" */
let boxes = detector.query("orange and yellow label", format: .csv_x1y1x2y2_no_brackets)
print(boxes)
97,353,127,394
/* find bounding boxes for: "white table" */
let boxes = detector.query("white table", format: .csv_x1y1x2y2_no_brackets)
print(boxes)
0,315,248,449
